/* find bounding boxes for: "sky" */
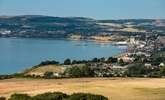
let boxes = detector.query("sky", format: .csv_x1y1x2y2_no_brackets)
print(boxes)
0,0,165,19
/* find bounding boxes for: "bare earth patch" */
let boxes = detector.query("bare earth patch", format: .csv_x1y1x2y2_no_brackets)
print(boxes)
0,78,165,100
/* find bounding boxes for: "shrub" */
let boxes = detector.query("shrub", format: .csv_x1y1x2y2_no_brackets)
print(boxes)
69,93,108,100
0,75,13,80
44,71,54,79
64,59,71,65
65,66,82,77
38,60,59,66
64,66,94,77
8,94,32,100
0,97,5,100
8,92,108,100
33,92,69,100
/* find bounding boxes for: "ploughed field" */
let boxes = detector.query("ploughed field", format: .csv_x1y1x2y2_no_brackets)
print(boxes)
0,78,165,100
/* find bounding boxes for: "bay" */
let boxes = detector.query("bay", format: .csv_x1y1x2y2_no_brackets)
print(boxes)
0,38,126,74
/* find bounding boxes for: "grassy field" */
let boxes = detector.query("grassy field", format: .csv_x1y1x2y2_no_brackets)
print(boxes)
0,78,165,100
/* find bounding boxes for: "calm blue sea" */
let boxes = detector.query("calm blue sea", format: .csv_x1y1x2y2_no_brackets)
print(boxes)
0,38,126,74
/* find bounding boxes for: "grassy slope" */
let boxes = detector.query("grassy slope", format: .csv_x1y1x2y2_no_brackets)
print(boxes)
24,64,65,76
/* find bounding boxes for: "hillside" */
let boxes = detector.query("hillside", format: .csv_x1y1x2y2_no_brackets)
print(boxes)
0,15,102,38
24,64,65,77
0,15,165,38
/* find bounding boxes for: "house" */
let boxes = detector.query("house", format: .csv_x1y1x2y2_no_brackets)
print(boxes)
144,63,152,67
118,56,135,63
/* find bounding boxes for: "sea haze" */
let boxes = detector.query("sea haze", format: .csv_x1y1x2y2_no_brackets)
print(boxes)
0,38,126,74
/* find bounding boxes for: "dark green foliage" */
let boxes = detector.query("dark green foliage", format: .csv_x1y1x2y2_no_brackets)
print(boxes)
44,71,54,79
107,57,118,63
65,66,83,77
0,97,5,100
69,93,108,100
81,66,95,77
65,66,94,77
0,75,13,80
8,94,32,100
160,66,165,76
33,92,68,100
8,92,108,100
13,73,25,78
100,57,105,62
72,60,88,64
92,58,99,62
64,59,71,65
38,60,59,66
126,63,165,77
126,63,151,77
118,59,125,66
151,51,165,64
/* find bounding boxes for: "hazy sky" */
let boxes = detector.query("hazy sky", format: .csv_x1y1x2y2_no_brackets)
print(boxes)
0,0,165,19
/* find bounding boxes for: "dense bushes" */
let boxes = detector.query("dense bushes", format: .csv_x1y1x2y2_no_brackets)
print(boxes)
33,92,68,100
64,66,94,77
8,94,31,100
7,92,108,100
64,59,72,65
69,93,108,100
63,57,118,65
43,71,54,79
38,60,59,66
0,75,13,80
126,63,165,77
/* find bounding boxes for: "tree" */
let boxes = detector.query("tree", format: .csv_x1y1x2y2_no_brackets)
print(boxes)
39,60,59,66
65,66,94,77
44,71,54,79
72,60,78,64
126,63,151,77
64,59,71,65
118,59,125,66
160,66,165,76
92,58,99,62
100,57,105,62
107,57,117,63
81,66,94,77
65,66,82,77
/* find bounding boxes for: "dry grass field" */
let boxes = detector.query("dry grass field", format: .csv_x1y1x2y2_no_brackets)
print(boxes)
0,78,165,100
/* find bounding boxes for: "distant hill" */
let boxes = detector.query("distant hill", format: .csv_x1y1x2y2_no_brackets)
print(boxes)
0,15,165,38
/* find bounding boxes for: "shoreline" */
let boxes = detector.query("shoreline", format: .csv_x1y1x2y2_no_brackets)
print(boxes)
0,37,129,46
